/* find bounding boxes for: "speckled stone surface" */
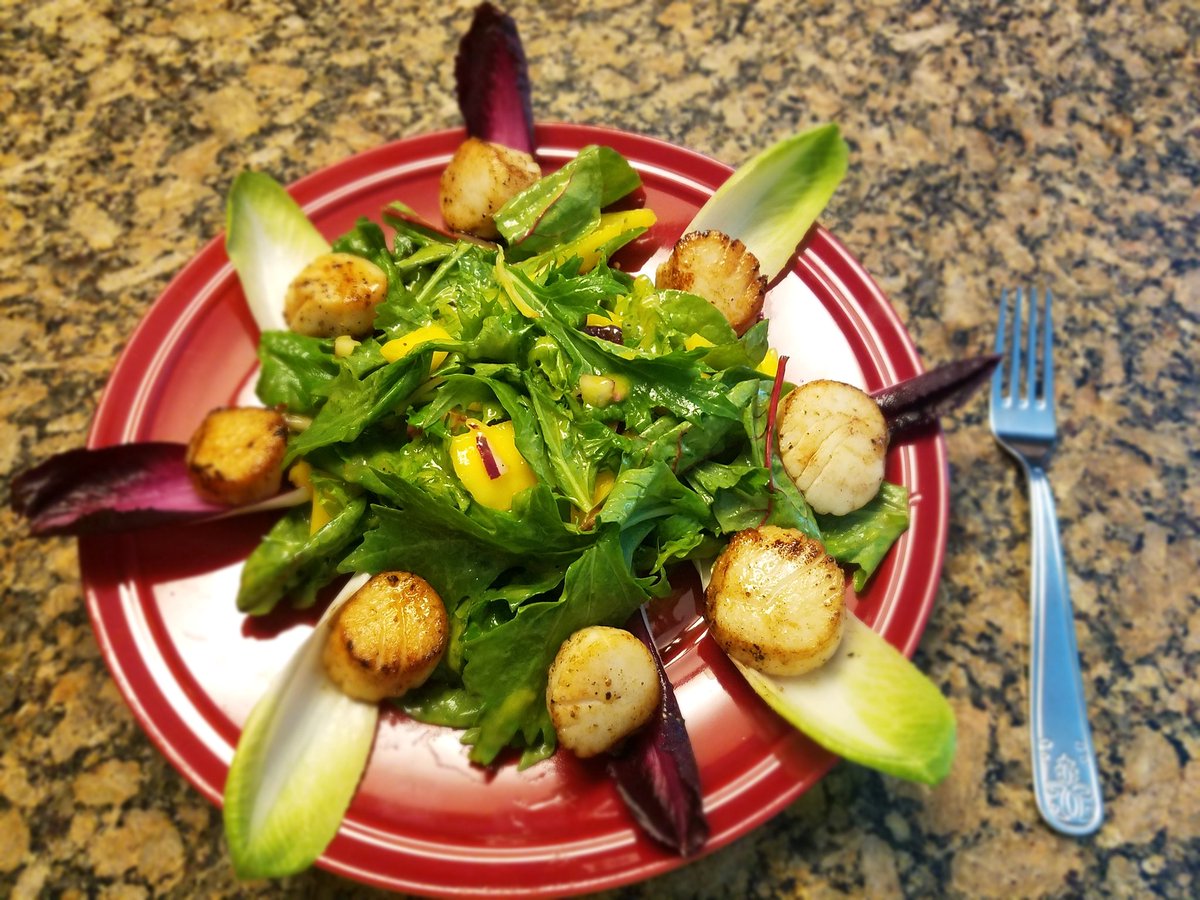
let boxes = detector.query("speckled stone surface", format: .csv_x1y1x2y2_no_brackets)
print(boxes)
1,0,1197,897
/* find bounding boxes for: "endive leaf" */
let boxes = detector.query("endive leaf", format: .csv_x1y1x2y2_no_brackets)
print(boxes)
224,573,378,879
226,171,331,334
732,611,956,784
685,124,848,280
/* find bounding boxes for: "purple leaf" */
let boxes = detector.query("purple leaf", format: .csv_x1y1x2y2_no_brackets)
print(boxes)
11,443,304,536
872,354,1002,441
607,607,709,856
455,3,535,154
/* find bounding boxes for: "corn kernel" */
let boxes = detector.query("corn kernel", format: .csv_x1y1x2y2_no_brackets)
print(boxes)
449,419,538,511
381,324,451,370
333,335,360,358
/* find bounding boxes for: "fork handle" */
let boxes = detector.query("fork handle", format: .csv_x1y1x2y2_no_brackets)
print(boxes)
1027,465,1104,835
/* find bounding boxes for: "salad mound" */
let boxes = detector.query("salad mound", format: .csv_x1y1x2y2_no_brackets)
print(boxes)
231,143,912,771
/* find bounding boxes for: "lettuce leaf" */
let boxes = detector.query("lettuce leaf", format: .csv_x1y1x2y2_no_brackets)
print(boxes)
817,482,911,591
461,529,649,765
236,491,367,615
494,145,641,258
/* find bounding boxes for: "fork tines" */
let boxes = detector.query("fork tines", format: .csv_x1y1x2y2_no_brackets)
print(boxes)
993,287,1054,409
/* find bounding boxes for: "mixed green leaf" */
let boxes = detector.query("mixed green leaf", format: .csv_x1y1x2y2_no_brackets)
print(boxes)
238,146,909,767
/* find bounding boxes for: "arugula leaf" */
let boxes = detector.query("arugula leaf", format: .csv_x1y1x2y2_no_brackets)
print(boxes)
321,427,469,511
341,476,591,604
598,461,710,532
345,503,516,605
257,332,389,417
284,356,427,464
524,376,623,511
399,683,484,729
621,287,738,355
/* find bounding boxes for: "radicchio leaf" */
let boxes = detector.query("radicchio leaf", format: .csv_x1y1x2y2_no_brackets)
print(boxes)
607,606,709,856
455,2,535,154
11,443,305,536
873,354,1002,441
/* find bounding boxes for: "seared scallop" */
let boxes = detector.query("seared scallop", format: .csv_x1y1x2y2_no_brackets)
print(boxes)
283,252,389,338
776,379,888,515
322,572,449,703
439,137,541,238
705,526,845,677
185,407,288,506
546,626,660,758
655,230,767,335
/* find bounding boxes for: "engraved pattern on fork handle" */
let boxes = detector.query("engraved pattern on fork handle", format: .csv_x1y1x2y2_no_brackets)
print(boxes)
1027,465,1104,835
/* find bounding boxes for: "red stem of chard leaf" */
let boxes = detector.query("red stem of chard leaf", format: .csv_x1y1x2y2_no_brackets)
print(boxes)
762,355,790,484
758,355,789,525
607,606,709,856
456,3,536,155
872,353,1002,441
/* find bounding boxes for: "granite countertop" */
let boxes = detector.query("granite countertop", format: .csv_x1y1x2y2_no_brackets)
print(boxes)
1,0,1196,896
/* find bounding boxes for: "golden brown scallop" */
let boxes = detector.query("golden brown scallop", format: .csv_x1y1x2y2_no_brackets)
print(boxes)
322,572,449,703
185,407,288,506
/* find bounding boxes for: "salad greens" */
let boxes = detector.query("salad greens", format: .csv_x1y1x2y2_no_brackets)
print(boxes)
233,143,909,770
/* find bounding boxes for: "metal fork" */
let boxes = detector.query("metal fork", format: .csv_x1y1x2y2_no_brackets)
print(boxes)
990,287,1103,836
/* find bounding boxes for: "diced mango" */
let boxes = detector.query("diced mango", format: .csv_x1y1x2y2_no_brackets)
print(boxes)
287,461,331,535
592,469,615,506
684,333,715,351
546,208,657,273
756,348,780,378
449,419,538,511
309,491,333,535
288,460,314,493
381,324,451,370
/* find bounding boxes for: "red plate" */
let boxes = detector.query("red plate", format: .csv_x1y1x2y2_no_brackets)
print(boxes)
80,125,948,896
